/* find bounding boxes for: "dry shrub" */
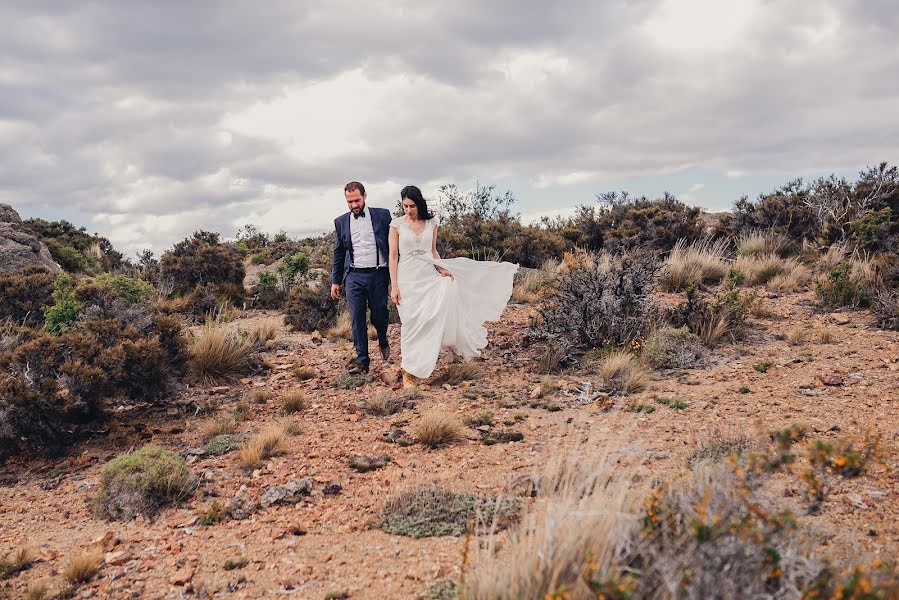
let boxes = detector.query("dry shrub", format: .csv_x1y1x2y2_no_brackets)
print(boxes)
659,237,729,292
283,273,337,332
93,444,194,520
200,417,238,442
431,362,482,385
767,259,812,292
532,250,659,364
598,351,648,394
238,424,287,470
63,547,103,585
413,411,465,448
873,288,899,330
245,317,278,348
688,427,755,467
642,327,705,370
246,389,270,404
189,321,256,384
786,325,808,346
735,229,789,257
378,486,520,538
464,436,642,599
280,390,306,414
160,231,245,296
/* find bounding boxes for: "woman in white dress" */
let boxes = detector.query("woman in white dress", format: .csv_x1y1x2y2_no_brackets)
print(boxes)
388,185,519,387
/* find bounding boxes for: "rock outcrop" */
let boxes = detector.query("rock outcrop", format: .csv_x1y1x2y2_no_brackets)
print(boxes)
0,203,61,274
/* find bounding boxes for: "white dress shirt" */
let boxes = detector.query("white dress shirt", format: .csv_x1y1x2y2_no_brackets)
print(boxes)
349,209,383,268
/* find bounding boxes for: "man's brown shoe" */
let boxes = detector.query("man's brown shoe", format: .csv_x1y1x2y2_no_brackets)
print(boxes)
348,364,369,375
379,344,390,361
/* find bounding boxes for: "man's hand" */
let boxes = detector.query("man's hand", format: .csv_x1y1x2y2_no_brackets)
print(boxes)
330,283,341,300
391,288,401,306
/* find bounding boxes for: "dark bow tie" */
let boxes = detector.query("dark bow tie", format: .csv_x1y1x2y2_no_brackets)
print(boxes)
353,209,365,219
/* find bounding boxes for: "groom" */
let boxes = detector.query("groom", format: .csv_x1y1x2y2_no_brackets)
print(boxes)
331,181,392,374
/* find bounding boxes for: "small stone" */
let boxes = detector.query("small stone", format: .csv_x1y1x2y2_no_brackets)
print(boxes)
820,374,844,386
260,480,313,507
169,566,195,586
529,385,542,399
323,482,343,496
831,313,850,325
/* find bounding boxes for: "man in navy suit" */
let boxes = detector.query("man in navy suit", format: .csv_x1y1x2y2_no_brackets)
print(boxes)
331,181,392,374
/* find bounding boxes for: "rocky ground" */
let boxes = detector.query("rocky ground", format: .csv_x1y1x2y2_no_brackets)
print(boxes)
1,290,897,599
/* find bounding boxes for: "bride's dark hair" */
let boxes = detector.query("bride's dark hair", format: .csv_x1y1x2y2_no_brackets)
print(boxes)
400,185,435,220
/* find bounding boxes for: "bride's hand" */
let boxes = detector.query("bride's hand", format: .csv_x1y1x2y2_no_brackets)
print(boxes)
391,288,401,306
437,267,454,279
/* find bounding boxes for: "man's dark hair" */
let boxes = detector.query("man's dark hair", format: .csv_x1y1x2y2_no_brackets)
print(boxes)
344,181,366,196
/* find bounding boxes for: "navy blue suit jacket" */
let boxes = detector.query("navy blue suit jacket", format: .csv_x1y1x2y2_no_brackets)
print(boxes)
331,207,392,284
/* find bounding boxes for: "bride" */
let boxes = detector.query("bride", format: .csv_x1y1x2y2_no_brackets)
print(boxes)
388,185,519,388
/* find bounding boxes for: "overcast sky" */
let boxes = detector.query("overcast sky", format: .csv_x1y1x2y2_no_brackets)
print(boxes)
1,0,896,256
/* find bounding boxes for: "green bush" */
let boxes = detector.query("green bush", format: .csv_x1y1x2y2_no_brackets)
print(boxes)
21,218,123,274
558,192,706,254
93,274,156,305
93,444,194,520
815,262,862,309
1,309,185,459
43,274,82,334
160,231,245,295
278,252,310,291
0,266,55,326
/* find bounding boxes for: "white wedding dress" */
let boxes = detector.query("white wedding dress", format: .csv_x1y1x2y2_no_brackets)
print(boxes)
392,217,519,379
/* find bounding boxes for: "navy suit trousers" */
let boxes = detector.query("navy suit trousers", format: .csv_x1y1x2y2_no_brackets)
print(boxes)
345,269,389,369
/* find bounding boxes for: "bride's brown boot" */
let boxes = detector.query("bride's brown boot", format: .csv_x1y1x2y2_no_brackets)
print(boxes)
402,369,418,390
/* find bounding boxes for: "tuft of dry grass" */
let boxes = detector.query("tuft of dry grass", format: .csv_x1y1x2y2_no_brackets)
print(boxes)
820,241,848,272
464,437,643,599
512,269,553,303
200,417,238,442
817,328,835,344
431,361,482,386
535,342,565,374
237,424,287,470
358,391,410,416
736,229,789,257
327,311,353,340
278,416,303,436
849,252,882,297
246,389,270,404
733,253,786,285
280,390,306,414
245,317,279,348
190,322,256,384
660,237,730,292
293,365,316,381
767,258,812,293
785,325,808,346
598,351,649,394
27,580,51,600
0,545,35,579
63,547,103,585
412,411,465,449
